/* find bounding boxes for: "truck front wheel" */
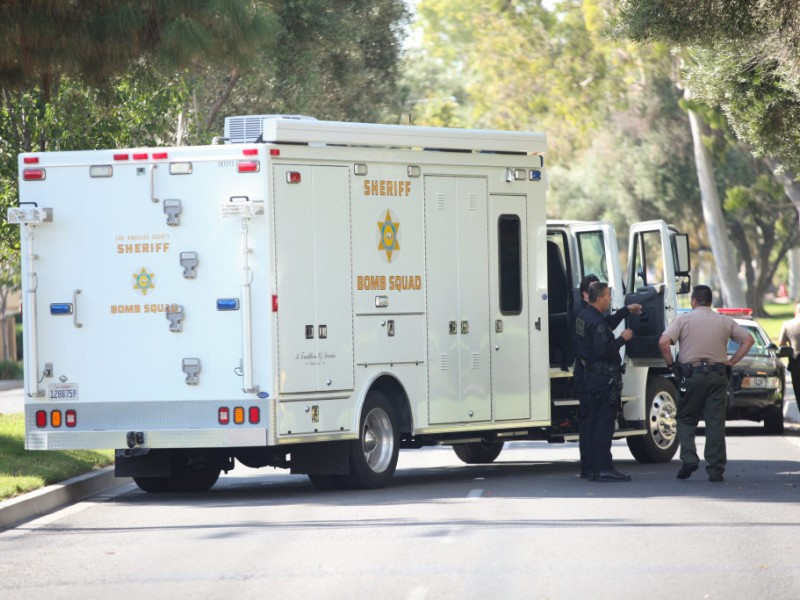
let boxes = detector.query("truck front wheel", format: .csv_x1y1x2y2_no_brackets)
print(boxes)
343,391,399,489
627,377,679,463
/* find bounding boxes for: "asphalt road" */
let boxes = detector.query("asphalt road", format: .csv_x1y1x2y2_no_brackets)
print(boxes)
1,427,799,600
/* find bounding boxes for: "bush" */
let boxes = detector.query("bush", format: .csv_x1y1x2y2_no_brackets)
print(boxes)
0,359,22,380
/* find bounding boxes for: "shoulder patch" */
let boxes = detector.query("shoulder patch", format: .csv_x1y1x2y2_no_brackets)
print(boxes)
576,317,585,337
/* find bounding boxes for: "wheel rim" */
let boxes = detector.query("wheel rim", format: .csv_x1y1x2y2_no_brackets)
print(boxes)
361,407,394,473
649,390,677,449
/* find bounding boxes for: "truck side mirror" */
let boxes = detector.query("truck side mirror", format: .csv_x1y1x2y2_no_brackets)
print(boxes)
671,233,691,275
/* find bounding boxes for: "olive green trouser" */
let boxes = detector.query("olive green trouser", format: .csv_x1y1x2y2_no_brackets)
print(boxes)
677,370,728,476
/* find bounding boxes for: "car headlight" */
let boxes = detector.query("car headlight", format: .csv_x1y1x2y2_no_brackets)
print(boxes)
740,376,780,389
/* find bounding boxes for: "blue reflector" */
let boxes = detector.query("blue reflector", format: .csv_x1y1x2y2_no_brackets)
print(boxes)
216,298,240,311
50,303,73,315
529,169,542,181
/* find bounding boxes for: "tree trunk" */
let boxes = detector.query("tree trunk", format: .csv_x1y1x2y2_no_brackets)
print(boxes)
789,248,800,302
685,88,746,307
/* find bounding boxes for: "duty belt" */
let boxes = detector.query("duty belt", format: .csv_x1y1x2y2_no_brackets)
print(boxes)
585,361,623,375
676,361,726,376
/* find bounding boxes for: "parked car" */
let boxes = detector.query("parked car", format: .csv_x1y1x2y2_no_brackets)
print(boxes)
719,309,793,434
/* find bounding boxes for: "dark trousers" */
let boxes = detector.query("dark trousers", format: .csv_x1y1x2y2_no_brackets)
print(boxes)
677,371,728,476
789,357,800,403
578,372,618,473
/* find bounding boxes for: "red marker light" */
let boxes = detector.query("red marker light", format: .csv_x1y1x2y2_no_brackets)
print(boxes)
237,160,260,173
287,171,301,183
113,153,129,161
23,156,39,164
242,148,258,156
152,152,168,160
133,153,148,160
272,295,278,312
249,407,260,424
23,168,46,181
269,148,280,156
65,410,77,427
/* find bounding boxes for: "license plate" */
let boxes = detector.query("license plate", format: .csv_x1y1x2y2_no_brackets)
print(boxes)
47,383,79,401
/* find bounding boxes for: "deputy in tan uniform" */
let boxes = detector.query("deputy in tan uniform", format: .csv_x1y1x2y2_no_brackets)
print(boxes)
778,302,800,403
658,285,753,482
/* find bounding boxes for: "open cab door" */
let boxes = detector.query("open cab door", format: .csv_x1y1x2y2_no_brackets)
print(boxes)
625,221,691,361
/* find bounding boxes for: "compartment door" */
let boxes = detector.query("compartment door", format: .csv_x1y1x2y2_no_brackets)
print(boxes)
489,195,531,420
274,165,354,393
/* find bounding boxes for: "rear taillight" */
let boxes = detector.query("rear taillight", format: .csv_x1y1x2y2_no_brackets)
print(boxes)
249,407,260,424
36,410,47,428
23,168,46,181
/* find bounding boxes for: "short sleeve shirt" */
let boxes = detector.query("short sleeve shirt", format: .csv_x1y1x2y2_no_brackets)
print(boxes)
778,316,800,357
662,306,751,363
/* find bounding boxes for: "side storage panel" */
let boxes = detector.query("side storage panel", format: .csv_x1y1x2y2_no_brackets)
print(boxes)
425,176,491,424
274,165,354,393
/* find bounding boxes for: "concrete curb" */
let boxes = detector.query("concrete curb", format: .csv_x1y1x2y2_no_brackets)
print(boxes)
0,467,131,530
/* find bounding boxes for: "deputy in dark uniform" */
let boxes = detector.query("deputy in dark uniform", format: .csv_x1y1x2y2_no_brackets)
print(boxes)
574,281,635,481
658,285,753,482
573,275,641,478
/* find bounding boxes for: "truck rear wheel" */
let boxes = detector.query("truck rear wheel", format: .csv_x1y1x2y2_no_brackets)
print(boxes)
132,476,171,493
627,377,679,463
452,441,505,464
343,391,399,489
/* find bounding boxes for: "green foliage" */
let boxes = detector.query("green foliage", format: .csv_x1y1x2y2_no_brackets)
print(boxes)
0,414,113,501
613,0,800,174
0,359,21,380
0,1,278,88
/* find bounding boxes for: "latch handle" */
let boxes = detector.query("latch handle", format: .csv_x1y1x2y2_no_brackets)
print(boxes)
72,289,83,328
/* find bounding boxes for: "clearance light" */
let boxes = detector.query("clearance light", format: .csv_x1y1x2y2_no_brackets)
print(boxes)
152,152,168,160
65,410,77,427
23,156,39,164
237,160,260,173
169,162,193,175
219,407,230,425
286,171,301,183
133,153,148,160
233,407,245,425
51,410,62,428
272,295,278,313
50,303,73,315
269,148,280,156
113,153,129,161
90,165,113,178
248,407,260,424
242,148,258,156
36,410,47,428
23,168,46,181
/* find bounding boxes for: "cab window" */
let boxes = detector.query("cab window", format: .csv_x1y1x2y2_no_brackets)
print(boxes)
632,230,666,289
576,231,608,282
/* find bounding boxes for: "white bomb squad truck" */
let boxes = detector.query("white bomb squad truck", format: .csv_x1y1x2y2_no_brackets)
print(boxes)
9,116,691,492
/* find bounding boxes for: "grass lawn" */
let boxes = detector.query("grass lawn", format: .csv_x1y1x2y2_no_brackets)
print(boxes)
756,302,795,342
0,413,113,501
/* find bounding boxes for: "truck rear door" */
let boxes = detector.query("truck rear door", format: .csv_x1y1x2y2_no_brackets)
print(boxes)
16,147,272,450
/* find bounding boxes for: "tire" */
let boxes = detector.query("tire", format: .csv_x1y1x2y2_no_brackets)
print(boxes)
168,456,221,492
132,476,171,493
763,410,785,435
452,441,505,464
343,391,399,489
307,474,348,490
627,377,679,463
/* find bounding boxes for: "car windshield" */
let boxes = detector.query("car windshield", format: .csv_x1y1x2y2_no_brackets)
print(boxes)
727,325,770,357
